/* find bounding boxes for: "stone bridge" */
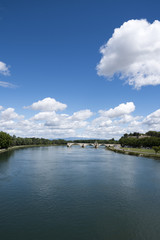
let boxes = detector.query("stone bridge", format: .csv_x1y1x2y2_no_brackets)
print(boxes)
67,142,117,148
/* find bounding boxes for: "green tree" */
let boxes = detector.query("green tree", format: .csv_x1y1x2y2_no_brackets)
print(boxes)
152,146,160,154
0,131,12,149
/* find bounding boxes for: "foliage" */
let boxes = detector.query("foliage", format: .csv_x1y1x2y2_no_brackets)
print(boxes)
0,131,118,149
123,132,141,138
120,136,160,148
0,131,68,149
146,131,160,137
0,131,12,149
3,130,160,150
152,146,160,154
73,138,117,144
52,139,67,145
119,131,160,148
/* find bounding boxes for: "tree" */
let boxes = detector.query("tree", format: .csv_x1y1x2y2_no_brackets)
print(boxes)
0,131,12,149
152,146,160,154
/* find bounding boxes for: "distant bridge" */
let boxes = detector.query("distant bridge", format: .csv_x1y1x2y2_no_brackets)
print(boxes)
67,142,117,148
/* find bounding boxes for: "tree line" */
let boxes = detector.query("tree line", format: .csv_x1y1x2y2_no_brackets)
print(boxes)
72,138,117,144
0,131,118,150
1,130,160,150
123,131,160,138
119,131,160,148
0,131,67,149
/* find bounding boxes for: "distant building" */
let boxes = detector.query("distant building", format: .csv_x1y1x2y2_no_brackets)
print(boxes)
138,135,150,139
127,134,150,139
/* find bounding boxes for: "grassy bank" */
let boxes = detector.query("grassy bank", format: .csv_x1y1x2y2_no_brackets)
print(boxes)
107,146,160,159
0,144,54,154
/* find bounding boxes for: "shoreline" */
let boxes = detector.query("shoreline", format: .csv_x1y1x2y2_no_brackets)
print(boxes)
0,144,55,154
107,146,160,160
1,145,160,160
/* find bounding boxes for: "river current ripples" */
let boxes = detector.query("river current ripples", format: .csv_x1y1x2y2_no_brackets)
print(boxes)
0,146,160,240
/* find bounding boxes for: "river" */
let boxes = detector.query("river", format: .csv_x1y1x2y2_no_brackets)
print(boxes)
0,146,160,239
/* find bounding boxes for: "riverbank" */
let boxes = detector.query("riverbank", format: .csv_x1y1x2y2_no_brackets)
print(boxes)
0,144,55,154
107,146,160,159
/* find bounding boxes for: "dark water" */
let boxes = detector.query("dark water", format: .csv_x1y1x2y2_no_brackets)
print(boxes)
0,146,160,240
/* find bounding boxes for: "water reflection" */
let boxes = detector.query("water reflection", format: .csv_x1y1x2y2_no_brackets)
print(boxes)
0,151,14,176
0,150,14,162
0,146,160,240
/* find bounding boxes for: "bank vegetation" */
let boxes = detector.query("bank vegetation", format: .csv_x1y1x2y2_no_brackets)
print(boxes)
0,131,67,151
1,130,160,159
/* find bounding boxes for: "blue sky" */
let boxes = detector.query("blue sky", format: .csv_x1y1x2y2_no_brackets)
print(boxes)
0,0,160,139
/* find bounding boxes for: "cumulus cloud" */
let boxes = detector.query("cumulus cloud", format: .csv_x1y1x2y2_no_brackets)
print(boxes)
117,115,142,124
1,98,160,139
30,105,91,133
1,108,24,120
97,19,160,89
44,111,90,130
69,109,93,120
24,97,67,112
45,119,88,130
91,116,112,128
143,109,160,126
99,102,135,118
31,111,57,121
0,61,9,75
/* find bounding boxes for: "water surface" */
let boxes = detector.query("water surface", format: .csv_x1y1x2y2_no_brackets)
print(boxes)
0,146,160,240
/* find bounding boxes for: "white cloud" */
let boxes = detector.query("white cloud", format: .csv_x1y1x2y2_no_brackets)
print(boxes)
0,61,16,88
83,124,126,139
30,106,90,134
99,102,135,118
24,97,67,112
1,98,160,140
0,106,3,111
98,119,112,127
45,120,88,130
143,109,160,126
69,109,93,120
1,108,23,120
117,115,142,124
45,113,89,130
97,19,160,89
0,61,9,75
31,111,57,121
